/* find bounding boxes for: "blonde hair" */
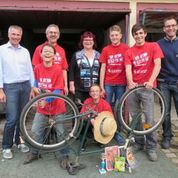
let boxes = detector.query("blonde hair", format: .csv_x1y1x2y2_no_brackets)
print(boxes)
109,25,121,34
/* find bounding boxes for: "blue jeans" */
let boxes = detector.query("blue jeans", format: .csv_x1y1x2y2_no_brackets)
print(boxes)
31,113,69,157
157,82,178,139
128,89,157,150
105,85,126,107
2,81,31,149
105,85,126,138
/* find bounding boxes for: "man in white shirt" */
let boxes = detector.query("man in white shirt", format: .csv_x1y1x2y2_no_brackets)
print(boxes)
0,25,34,159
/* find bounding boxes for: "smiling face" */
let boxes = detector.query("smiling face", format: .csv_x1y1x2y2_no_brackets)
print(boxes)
8,27,22,48
133,28,147,46
109,30,122,46
89,85,102,102
46,26,60,45
83,36,94,50
163,18,178,40
41,45,55,65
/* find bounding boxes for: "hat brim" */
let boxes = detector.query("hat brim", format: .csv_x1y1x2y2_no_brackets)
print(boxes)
93,111,117,144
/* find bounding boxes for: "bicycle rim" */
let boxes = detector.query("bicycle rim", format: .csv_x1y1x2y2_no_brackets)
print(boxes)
116,86,166,135
20,93,80,151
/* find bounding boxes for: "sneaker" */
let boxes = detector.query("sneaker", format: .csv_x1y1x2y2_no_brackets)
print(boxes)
146,150,158,162
161,138,171,149
2,149,13,159
66,162,86,175
17,143,30,153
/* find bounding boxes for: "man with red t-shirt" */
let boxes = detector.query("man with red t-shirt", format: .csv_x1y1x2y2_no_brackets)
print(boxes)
32,24,68,95
125,24,164,162
100,25,129,108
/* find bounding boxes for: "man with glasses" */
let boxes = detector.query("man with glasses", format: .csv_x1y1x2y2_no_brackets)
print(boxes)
32,24,68,95
157,16,178,149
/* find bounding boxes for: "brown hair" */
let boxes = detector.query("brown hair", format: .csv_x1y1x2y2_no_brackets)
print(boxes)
78,31,97,49
41,43,56,54
131,24,147,36
163,16,177,26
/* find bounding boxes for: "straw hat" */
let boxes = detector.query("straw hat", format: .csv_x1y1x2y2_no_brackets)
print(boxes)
93,111,117,144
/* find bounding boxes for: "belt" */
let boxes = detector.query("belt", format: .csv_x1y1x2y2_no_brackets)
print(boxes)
4,80,29,85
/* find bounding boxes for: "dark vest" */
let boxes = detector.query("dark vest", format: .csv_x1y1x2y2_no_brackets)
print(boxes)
75,50,100,91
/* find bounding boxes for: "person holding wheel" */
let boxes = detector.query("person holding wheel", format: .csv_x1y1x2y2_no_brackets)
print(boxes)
125,24,164,162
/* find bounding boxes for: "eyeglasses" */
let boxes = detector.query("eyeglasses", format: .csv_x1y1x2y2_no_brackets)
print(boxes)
48,31,59,35
164,24,177,28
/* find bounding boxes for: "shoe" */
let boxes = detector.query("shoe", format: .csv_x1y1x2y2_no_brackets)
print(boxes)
59,155,70,169
66,162,86,175
114,133,125,146
161,138,171,149
2,149,13,159
17,143,30,153
23,153,40,165
146,150,158,162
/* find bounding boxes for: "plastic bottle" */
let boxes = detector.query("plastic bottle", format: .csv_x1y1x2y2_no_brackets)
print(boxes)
99,153,106,174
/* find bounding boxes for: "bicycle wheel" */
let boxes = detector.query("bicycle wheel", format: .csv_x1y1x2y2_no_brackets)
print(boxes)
20,93,80,152
115,85,166,135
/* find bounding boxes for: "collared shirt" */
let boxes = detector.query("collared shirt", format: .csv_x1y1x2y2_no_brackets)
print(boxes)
157,37,178,82
0,42,34,88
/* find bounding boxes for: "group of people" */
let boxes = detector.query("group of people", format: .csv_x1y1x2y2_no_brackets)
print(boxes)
0,16,177,171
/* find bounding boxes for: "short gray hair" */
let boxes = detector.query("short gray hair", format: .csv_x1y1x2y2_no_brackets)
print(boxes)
8,25,23,34
45,24,60,34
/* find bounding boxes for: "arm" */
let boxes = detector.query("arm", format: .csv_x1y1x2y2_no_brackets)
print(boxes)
0,88,6,103
69,81,75,95
100,63,106,97
144,58,161,88
125,64,138,89
63,70,68,95
69,54,76,95
0,52,6,102
32,45,42,67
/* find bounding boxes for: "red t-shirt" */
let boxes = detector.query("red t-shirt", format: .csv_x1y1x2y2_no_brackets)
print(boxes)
32,42,68,70
100,43,129,85
125,42,164,86
80,97,113,115
34,63,66,115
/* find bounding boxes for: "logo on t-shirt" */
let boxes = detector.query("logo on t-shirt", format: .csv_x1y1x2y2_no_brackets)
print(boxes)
108,53,123,65
39,78,52,89
133,52,149,66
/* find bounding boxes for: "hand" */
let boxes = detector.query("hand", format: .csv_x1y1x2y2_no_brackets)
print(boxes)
144,81,153,89
30,87,40,99
38,99,47,108
64,85,69,96
100,88,106,98
69,84,75,95
128,82,138,89
0,89,6,103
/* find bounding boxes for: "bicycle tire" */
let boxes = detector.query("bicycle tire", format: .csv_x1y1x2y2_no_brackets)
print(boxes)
20,93,80,151
115,85,166,135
